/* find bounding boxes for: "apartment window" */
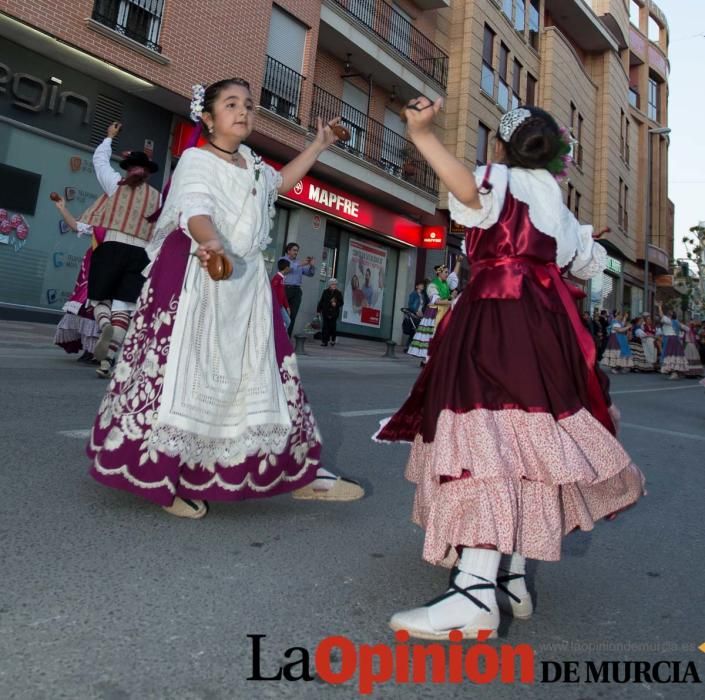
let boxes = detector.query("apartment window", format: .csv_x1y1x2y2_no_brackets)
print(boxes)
342,81,370,154
391,2,412,56
502,0,513,21
630,0,641,27
529,0,540,49
514,0,525,33
623,185,629,231
497,43,510,111
570,103,583,168
621,111,631,165
477,122,491,165
648,15,660,43
567,183,574,210
91,0,165,52
648,76,660,121
618,177,624,228
481,25,496,97
512,59,522,109
262,7,307,122
629,85,640,109
526,72,537,106
576,114,584,168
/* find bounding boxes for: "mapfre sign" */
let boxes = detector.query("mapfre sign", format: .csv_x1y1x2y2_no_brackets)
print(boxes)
266,158,445,249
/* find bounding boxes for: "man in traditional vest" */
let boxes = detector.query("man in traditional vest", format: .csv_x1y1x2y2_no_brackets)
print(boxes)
83,122,160,378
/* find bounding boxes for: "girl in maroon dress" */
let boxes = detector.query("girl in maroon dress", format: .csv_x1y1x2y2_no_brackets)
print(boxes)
376,103,645,640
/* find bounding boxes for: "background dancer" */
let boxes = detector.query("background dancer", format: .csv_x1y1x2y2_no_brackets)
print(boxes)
657,302,688,379
51,195,104,363
87,79,364,519
603,312,634,374
376,102,644,640
84,121,161,378
407,257,461,366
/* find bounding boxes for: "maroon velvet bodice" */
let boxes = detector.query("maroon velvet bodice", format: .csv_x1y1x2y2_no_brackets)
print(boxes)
465,190,559,305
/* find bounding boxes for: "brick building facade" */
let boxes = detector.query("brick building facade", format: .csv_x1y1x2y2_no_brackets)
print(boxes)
0,0,450,341
0,0,671,333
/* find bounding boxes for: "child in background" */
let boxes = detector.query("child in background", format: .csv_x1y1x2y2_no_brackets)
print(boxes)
271,258,292,330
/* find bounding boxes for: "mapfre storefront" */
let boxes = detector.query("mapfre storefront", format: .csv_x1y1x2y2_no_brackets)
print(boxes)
0,37,172,313
263,159,446,340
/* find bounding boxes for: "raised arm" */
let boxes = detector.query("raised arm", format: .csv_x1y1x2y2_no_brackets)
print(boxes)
278,117,344,194
93,122,122,196
403,98,481,209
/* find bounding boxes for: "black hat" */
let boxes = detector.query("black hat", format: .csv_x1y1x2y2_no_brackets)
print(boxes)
119,151,159,173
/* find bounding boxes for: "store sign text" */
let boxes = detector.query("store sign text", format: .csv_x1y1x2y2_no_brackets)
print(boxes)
0,63,91,124
307,185,360,218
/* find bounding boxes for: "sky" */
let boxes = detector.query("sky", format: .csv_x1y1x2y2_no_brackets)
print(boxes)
654,0,705,258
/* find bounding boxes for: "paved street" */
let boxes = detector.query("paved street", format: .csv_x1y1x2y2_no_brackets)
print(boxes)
1,321,704,699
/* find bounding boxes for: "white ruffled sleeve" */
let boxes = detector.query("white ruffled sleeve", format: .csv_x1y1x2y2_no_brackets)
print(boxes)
427,283,441,304
75,222,93,238
569,221,607,280
448,272,459,291
448,165,508,230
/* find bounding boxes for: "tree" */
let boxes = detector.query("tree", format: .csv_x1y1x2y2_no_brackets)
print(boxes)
680,223,705,317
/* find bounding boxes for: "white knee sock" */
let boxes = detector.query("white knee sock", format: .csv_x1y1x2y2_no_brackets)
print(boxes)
427,548,500,630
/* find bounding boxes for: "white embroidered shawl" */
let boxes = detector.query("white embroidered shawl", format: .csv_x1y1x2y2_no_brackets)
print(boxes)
147,147,290,468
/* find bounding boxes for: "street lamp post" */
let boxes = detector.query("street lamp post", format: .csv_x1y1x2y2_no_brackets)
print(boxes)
644,126,671,314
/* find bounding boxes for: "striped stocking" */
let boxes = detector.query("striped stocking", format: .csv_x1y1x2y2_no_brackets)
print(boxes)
106,310,131,361
93,302,112,330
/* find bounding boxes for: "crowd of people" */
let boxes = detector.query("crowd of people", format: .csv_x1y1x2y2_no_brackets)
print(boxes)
584,305,705,379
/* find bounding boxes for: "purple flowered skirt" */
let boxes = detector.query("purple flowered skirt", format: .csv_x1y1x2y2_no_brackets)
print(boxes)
87,229,319,506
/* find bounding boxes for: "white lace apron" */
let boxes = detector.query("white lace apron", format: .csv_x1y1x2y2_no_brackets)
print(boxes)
146,147,289,468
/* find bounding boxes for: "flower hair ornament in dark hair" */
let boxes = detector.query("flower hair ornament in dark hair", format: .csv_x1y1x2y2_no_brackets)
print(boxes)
497,106,563,172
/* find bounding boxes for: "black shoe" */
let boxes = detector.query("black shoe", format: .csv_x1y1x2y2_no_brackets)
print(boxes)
330,341,336,346
321,342,328,347
77,351,94,363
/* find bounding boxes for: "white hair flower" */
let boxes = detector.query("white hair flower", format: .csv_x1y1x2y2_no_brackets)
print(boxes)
190,84,206,123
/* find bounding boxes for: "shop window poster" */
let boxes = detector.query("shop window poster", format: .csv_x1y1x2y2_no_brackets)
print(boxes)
0,126,101,309
342,238,387,328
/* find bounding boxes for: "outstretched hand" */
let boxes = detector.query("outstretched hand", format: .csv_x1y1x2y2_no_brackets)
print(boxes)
313,117,344,151
401,97,443,137
593,226,611,240
107,121,122,139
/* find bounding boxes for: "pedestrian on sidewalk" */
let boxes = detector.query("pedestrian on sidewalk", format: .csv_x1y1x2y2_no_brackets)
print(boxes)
279,242,315,336
271,258,292,330
84,121,161,378
375,103,644,640
317,278,343,346
87,79,364,519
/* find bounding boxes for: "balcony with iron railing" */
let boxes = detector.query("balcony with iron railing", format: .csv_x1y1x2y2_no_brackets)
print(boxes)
328,0,449,89
260,56,305,124
91,0,164,52
311,85,439,196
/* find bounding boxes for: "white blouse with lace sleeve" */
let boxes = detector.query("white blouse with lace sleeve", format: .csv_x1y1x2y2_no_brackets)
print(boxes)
450,165,606,279
448,165,509,231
